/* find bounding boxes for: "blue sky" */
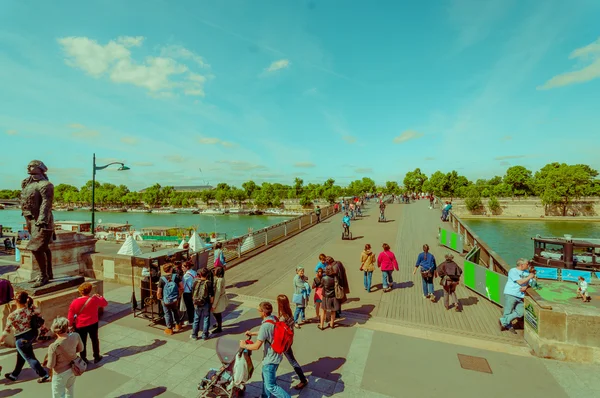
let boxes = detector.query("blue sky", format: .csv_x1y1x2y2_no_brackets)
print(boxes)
1,0,600,191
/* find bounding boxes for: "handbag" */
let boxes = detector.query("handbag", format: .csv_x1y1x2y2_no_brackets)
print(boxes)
334,278,345,300
292,293,304,305
58,343,87,376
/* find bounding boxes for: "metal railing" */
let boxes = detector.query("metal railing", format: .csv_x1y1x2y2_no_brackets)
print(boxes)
201,204,339,268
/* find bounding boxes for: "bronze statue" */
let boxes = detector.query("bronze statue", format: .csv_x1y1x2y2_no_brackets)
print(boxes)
21,160,55,287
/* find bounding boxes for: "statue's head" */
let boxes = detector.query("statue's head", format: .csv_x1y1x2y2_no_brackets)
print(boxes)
27,160,48,175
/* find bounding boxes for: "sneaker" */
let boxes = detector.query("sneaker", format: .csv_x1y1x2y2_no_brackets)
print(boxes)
190,335,198,340
183,321,189,326
294,324,301,329
37,374,50,383
293,380,309,390
94,356,103,364
508,326,517,335
5,373,17,382
174,324,182,333
211,328,223,334
498,320,507,331
430,295,436,303
164,328,173,335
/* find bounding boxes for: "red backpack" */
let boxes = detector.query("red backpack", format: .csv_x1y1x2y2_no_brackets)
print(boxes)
264,317,294,354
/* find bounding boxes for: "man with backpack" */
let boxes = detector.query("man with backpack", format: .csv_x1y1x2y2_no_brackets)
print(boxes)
157,263,184,335
191,268,213,340
240,302,291,398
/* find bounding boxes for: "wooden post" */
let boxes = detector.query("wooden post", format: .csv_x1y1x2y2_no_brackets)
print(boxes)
310,214,313,224
237,241,241,258
489,256,494,269
299,218,302,230
284,224,287,236
265,232,268,246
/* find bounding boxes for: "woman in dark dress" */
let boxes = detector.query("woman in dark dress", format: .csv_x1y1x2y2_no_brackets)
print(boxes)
319,264,339,330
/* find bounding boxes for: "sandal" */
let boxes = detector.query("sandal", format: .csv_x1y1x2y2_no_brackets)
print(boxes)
293,381,309,390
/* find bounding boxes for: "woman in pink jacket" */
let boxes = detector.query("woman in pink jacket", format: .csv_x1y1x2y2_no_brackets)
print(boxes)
377,243,399,292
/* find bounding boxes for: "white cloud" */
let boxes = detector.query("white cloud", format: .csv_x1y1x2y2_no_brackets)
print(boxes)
58,36,208,97
69,123,100,139
216,160,266,171
198,136,236,147
160,45,209,68
266,59,290,73
294,162,316,168
120,136,138,145
393,130,424,143
5,129,18,135
538,37,600,89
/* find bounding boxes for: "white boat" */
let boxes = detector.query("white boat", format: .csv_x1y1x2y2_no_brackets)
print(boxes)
129,208,151,213
228,208,241,214
202,208,225,215
153,209,177,214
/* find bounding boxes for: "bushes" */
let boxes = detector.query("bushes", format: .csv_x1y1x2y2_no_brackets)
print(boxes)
488,196,501,214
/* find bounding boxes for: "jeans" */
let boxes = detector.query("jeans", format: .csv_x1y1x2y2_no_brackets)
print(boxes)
52,368,75,398
382,270,393,289
441,210,448,221
284,347,307,384
500,294,524,327
192,302,211,338
261,363,291,398
75,322,100,361
11,329,47,378
421,276,434,296
182,292,195,323
363,271,373,291
294,306,305,324
162,301,178,329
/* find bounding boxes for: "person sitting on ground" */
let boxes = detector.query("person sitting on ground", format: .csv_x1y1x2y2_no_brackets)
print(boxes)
499,258,535,334
240,302,291,398
157,263,184,335
47,317,83,397
437,253,463,311
576,276,590,302
342,212,351,235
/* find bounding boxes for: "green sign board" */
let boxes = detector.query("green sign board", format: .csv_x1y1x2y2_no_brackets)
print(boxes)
524,303,538,333
463,259,508,307
439,228,463,253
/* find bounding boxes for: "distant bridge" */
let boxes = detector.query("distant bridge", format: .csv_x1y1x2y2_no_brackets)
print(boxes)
0,199,19,206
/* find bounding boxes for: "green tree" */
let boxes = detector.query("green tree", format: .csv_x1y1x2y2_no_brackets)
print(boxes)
503,166,532,197
426,171,446,197
300,195,313,207
465,187,483,213
384,181,400,195
293,178,304,197
242,180,258,198
488,196,501,215
230,188,248,206
200,189,215,206
142,183,162,207
215,189,229,206
403,168,428,193
537,163,597,216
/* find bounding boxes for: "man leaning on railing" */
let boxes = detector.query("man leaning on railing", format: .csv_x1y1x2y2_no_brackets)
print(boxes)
499,258,536,334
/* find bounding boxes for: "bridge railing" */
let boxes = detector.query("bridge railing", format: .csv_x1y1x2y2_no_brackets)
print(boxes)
204,204,339,268
447,210,510,276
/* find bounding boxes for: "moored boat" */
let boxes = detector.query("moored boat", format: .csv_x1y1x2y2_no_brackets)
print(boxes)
531,235,600,271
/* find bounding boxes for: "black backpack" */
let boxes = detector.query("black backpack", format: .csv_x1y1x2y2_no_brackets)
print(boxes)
192,279,212,306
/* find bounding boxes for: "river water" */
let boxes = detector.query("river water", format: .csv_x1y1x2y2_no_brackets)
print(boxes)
464,219,600,266
0,209,286,238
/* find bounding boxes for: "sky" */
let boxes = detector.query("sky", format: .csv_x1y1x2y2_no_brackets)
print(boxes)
1,0,600,191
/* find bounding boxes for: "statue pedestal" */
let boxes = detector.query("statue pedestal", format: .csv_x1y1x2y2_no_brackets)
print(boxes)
10,230,97,283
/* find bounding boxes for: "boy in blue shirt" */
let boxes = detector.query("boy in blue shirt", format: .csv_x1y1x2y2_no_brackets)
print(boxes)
342,213,351,236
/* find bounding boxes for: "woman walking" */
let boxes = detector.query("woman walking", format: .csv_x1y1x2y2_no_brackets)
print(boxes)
0,291,50,383
68,282,108,364
211,266,228,334
438,254,463,311
292,266,309,328
319,264,339,330
360,244,376,292
276,295,309,390
47,317,83,397
312,267,324,321
413,244,437,302
377,243,399,292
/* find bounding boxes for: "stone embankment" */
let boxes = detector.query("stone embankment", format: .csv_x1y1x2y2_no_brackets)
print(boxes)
446,197,600,220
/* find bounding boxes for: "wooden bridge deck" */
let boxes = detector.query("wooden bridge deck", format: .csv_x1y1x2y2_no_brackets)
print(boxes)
224,199,524,345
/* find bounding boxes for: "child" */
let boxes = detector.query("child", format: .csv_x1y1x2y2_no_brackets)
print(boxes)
312,268,324,322
576,276,590,302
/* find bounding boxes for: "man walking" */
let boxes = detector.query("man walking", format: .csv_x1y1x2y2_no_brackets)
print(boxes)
499,258,535,334
315,206,321,223
241,302,290,398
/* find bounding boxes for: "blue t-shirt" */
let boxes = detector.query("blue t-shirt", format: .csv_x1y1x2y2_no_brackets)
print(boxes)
315,262,326,273
504,267,529,298
415,252,436,271
182,269,197,293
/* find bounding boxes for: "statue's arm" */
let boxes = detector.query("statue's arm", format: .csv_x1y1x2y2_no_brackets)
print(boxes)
37,182,54,226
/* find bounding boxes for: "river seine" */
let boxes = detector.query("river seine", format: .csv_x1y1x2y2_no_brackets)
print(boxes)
464,219,600,266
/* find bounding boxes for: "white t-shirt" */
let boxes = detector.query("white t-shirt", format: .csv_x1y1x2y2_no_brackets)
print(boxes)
579,280,588,293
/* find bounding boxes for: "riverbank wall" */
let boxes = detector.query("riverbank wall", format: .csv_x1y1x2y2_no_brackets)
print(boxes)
445,197,600,219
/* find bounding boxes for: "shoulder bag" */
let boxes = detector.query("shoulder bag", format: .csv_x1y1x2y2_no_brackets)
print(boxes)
57,342,87,376
73,296,93,329
334,277,345,300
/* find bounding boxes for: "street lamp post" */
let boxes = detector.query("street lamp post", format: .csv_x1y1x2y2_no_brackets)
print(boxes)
91,153,130,233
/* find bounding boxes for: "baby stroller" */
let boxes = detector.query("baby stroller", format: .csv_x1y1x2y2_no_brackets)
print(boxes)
198,338,254,397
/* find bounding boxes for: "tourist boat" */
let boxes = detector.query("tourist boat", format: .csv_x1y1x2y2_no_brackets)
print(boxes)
55,221,92,233
152,209,177,214
531,235,600,271
202,208,225,215
95,223,132,240
129,208,152,213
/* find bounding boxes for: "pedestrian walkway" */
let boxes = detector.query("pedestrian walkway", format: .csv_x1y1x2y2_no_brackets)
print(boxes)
1,286,597,398
223,200,523,345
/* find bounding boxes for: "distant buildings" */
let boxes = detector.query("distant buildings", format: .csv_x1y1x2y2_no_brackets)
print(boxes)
138,185,213,193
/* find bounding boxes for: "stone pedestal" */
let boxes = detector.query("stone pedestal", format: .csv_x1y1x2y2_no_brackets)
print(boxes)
0,278,104,348
11,230,97,282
